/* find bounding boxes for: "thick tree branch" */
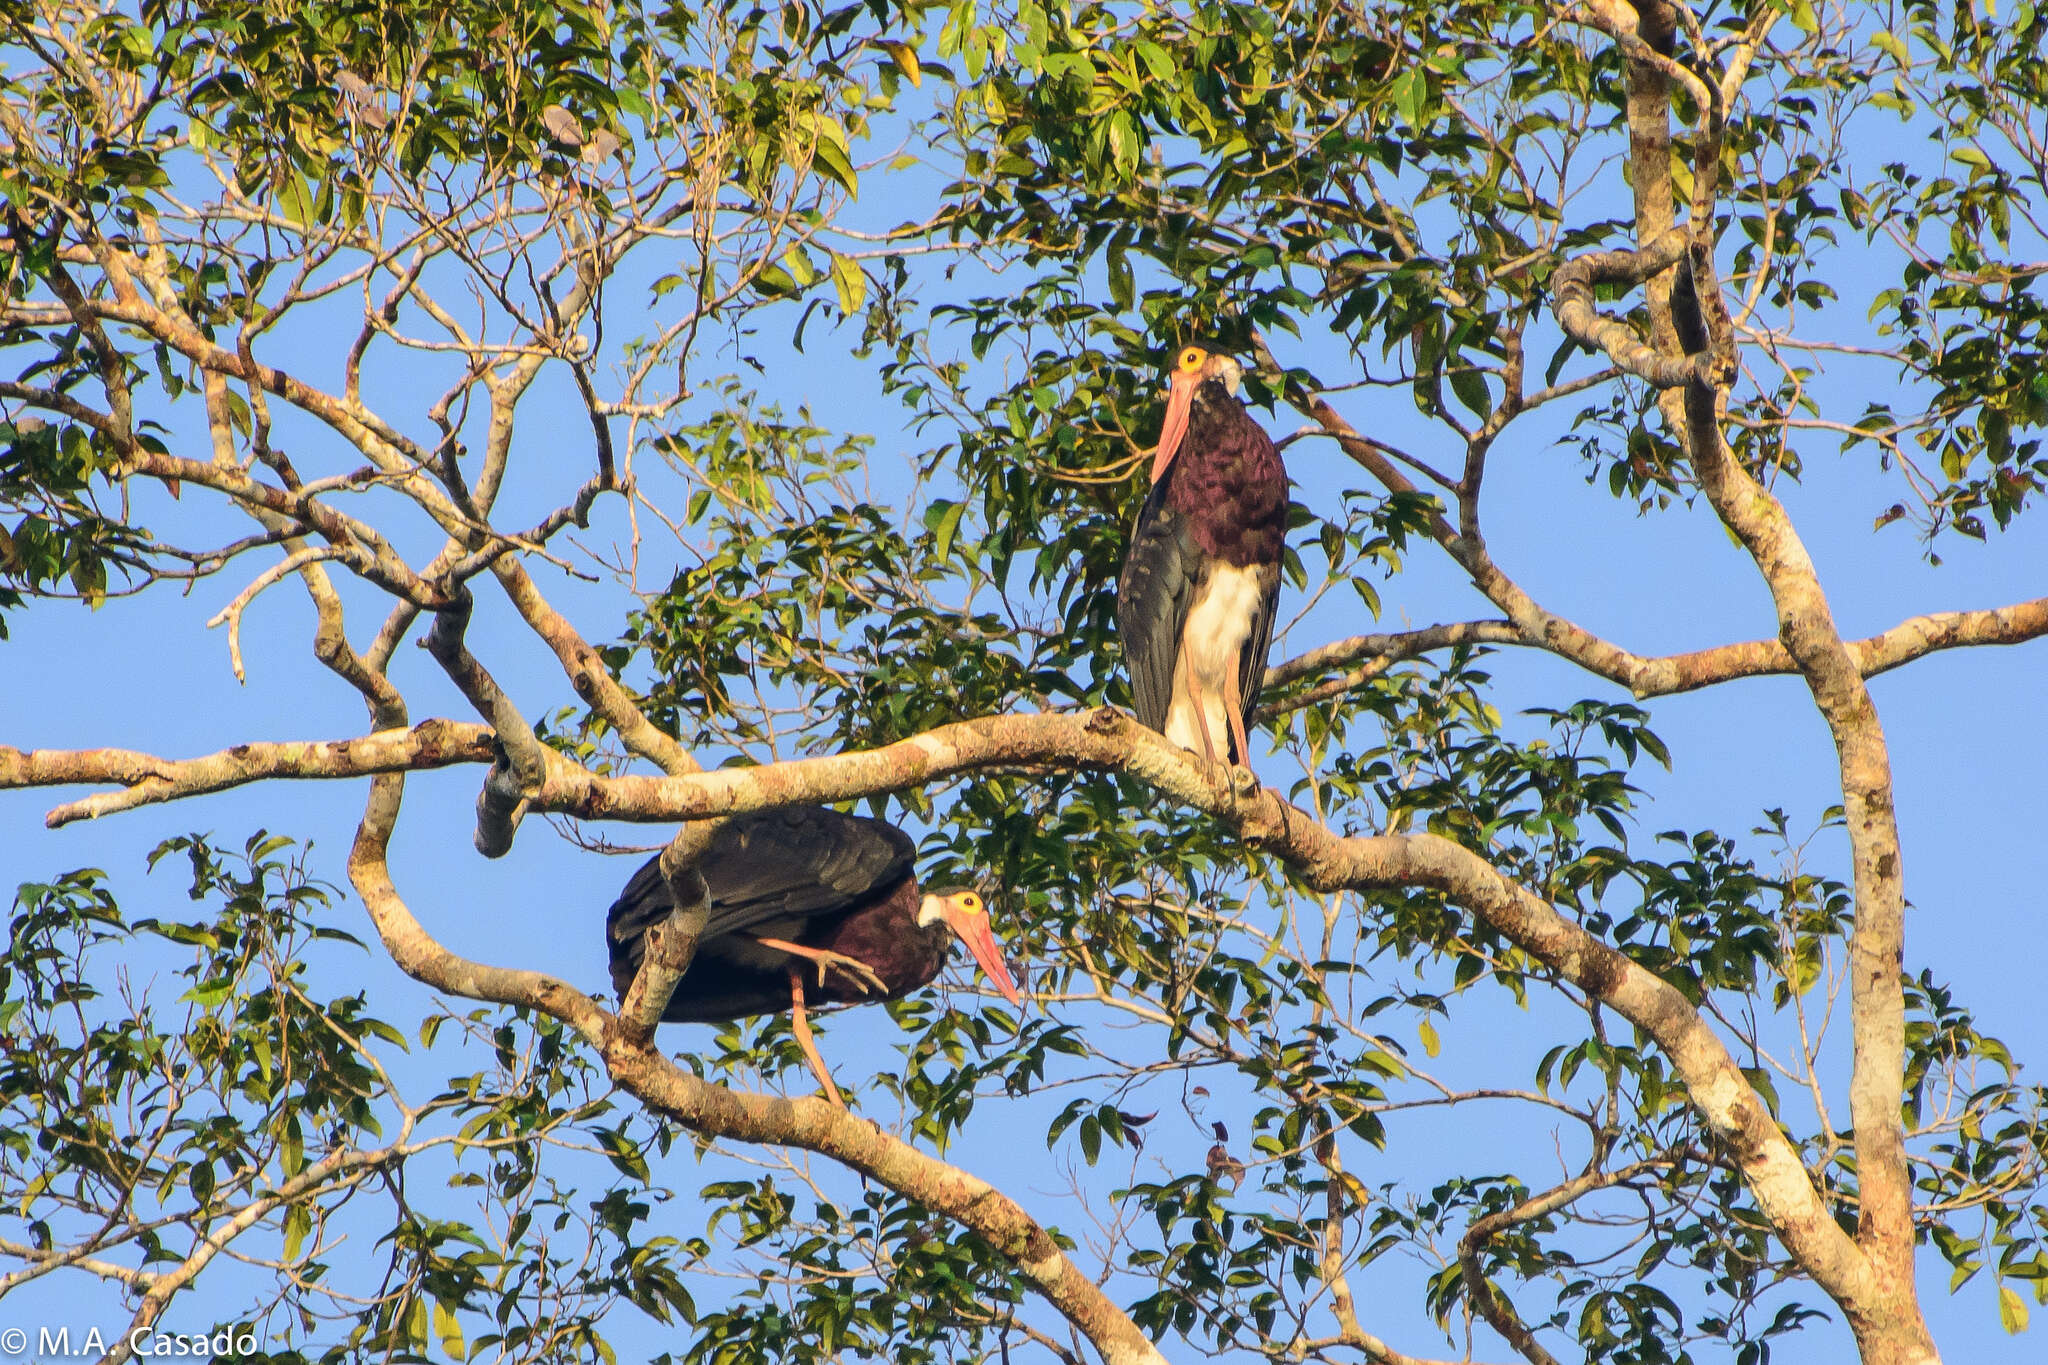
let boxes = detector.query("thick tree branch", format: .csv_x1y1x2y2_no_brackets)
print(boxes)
1260,596,2048,703
1683,385,1931,1358
17,578,2043,830
1550,231,1724,389
1542,39,1934,1341
489,558,700,776
613,821,720,1044
2,723,493,827
1622,0,1685,356
423,589,550,856
324,705,1871,1318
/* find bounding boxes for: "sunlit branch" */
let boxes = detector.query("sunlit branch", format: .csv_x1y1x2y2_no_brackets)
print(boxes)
2,723,494,827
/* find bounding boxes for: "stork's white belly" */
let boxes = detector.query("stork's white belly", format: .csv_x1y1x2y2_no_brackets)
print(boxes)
1164,563,1264,759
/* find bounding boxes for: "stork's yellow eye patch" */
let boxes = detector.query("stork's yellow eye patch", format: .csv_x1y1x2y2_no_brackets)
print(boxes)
960,893,982,911
1177,346,1204,370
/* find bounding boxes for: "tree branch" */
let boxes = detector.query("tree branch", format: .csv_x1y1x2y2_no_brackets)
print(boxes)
1550,230,1724,390
1259,597,2048,702
1456,1158,1675,1365
1682,384,1930,1355
19,676,1885,1351
2,722,494,827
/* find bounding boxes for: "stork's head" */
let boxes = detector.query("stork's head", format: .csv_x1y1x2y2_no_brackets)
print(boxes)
917,888,1023,1007
1150,344,1245,483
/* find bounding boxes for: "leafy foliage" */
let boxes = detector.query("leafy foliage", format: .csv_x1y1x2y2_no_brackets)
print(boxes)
4,836,693,1361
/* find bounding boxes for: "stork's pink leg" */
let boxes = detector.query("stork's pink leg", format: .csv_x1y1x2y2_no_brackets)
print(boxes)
1180,636,1219,765
786,967,845,1107
1222,662,1252,770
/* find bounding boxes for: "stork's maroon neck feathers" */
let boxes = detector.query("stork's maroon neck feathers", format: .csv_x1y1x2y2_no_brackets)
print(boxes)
1160,379,1287,566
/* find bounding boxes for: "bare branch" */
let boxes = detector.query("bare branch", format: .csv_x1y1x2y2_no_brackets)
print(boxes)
2,722,494,827
1551,230,1722,389
1260,597,2048,702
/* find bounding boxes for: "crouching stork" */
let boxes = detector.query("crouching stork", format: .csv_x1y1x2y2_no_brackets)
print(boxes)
606,806,1021,1105
1117,343,1288,767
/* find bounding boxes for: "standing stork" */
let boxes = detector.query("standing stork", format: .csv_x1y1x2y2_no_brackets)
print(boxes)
606,806,1020,1105
1116,343,1288,768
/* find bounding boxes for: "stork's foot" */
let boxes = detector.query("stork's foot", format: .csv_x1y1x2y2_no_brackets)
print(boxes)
752,937,889,997
1184,744,1236,785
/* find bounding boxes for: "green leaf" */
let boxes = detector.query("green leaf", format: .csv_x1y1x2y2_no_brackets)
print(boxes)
810,121,858,198
1107,245,1134,311
1543,336,1584,389
831,253,868,314
2001,1283,2030,1334
928,499,968,561
282,1204,310,1265
276,172,314,227
782,245,819,287
1107,112,1138,180
435,1299,465,1357
752,264,800,297
1448,367,1491,421
1390,68,1426,128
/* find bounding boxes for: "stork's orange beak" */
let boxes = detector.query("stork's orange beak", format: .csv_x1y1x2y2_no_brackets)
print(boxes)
943,900,1023,1008
1150,367,1199,483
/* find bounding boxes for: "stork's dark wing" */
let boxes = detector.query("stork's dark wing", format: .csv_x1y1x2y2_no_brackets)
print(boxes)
1116,479,1200,734
605,807,915,996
